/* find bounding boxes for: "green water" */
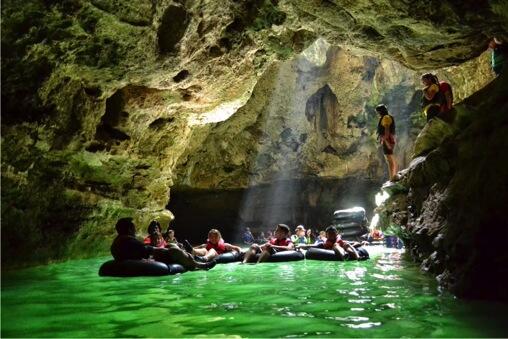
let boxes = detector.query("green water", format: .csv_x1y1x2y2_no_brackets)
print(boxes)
2,247,507,337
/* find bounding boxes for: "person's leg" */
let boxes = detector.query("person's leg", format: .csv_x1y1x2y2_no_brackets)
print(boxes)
203,248,218,261
257,249,272,263
386,154,397,180
332,243,346,260
154,248,214,270
243,244,260,263
193,248,207,256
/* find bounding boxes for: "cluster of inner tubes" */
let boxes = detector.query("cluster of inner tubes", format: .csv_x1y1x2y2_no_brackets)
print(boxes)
99,247,370,277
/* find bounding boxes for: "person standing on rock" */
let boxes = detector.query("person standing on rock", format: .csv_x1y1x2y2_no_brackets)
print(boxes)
376,104,398,181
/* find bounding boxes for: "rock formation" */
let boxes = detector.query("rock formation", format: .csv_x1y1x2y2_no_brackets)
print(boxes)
1,0,507,301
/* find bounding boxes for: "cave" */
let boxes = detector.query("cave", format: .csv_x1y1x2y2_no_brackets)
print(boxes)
2,0,508,336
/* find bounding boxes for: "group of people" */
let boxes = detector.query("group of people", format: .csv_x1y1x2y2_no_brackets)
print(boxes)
110,219,368,269
377,37,506,182
242,224,362,263
242,226,327,246
376,72,455,181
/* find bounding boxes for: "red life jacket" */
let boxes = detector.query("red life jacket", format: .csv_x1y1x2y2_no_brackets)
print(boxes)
323,236,344,250
206,239,226,254
143,236,166,248
439,81,453,112
270,237,292,247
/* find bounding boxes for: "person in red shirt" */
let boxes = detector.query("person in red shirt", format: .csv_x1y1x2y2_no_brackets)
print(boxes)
243,224,294,263
186,229,241,262
111,218,216,270
143,220,167,248
322,226,359,260
297,226,359,260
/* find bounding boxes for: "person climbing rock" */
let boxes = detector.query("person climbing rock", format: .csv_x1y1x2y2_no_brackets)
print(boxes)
489,37,507,76
421,73,445,122
376,104,398,181
435,75,454,123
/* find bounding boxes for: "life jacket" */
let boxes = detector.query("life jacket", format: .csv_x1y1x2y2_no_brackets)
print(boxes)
377,114,396,140
270,237,292,247
323,236,344,250
439,81,453,113
206,239,226,254
143,235,166,248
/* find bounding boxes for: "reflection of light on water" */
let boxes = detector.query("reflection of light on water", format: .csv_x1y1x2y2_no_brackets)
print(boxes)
371,273,401,281
375,191,390,206
344,267,367,281
343,322,382,329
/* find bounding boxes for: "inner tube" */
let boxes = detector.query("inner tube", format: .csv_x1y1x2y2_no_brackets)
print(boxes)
305,247,369,261
99,259,186,277
255,250,305,262
215,251,243,264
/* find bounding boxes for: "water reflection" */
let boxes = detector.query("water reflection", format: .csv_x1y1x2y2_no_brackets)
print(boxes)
2,249,508,337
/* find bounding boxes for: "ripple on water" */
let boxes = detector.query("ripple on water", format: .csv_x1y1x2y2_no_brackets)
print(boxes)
2,251,508,337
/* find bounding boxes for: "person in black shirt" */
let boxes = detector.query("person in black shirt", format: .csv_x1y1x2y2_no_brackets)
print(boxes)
111,218,215,270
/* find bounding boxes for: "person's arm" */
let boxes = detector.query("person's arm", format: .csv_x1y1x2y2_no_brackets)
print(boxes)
194,243,207,249
296,243,319,249
444,91,453,110
423,84,438,100
270,242,295,251
224,243,241,252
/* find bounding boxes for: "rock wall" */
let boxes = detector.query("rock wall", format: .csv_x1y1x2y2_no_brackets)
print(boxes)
1,0,505,270
376,74,508,301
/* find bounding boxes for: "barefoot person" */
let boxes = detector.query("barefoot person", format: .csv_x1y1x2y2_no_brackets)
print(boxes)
243,224,294,263
184,229,241,262
111,218,215,271
376,104,398,181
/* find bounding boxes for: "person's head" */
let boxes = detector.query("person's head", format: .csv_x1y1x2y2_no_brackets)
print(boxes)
208,229,222,244
325,225,338,240
319,230,326,239
295,225,306,236
147,220,161,236
421,73,437,86
245,227,251,233
116,217,135,236
375,104,388,116
306,229,312,237
260,231,265,236
267,230,273,237
166,229,175,240
274,224,290,239
490,37,503,49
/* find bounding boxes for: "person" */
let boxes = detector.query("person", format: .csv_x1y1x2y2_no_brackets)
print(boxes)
111,218,215,270
291,225,308,245
316,231,327,244
376,104,398,181
243,224,294,263
296,226,359,260
257,231,268,244
421,73,445,122
143,220,167,248
242,227,255,244
305,229,315,244
164,229,178,245
438,77,453,114
186,229,241,262
489,37,507,76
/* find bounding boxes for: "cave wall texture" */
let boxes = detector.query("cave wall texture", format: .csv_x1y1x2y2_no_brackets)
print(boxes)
1,0,508,300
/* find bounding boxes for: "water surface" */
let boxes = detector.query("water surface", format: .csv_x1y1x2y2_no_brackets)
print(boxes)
2,247,507,337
